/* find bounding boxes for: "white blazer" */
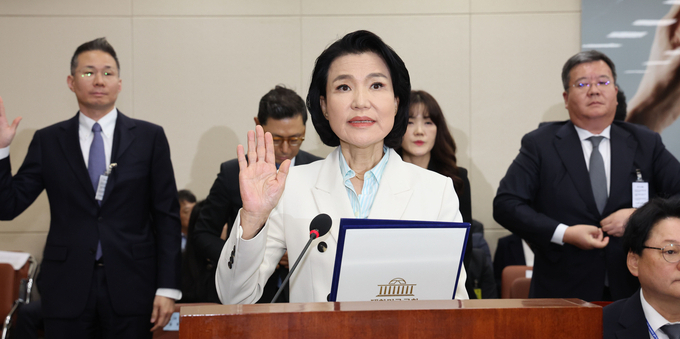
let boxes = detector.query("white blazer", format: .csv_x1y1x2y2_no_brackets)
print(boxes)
216,147,468,304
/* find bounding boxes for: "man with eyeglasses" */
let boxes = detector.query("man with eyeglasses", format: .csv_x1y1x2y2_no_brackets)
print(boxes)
0,38,181,338
604,197,680,339
494,50,680,301
193,85,321,303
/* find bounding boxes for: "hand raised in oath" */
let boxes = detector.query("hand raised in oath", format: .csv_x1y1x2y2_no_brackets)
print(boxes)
0,96,22,149
237,125,290,240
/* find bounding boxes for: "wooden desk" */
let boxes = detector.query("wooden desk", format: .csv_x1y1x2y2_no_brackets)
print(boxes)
180,299,601,338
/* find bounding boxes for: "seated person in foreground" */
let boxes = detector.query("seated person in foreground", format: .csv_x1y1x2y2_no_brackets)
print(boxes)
215,30,468,304
604,197,680,339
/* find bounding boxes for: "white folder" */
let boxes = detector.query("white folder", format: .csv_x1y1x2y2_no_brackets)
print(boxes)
329,218,469,302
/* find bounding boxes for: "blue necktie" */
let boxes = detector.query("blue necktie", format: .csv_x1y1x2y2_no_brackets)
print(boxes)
588,136,608,214
88,123,105,260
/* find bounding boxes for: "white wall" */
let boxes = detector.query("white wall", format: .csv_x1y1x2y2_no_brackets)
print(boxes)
0,0,581,262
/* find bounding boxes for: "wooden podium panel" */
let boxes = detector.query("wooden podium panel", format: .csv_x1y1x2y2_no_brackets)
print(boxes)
179,299,601,338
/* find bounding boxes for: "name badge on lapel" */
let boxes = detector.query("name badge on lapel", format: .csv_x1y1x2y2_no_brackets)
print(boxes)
632,169,648,208
95,163,117,201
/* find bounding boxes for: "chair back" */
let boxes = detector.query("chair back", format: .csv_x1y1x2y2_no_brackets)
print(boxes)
0,265,15,322
501,265,532,298
509,277,531,298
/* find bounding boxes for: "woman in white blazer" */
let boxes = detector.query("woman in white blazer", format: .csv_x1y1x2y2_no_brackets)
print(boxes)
216,30,468,304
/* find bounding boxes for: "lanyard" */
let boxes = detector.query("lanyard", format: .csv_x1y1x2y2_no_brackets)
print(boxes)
648,320,660,339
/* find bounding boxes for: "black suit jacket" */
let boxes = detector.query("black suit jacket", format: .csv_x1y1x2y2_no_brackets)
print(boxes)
603,289,649,339
192,150,321,302
0,112,181,318
440,166,472,225
493,120,680,301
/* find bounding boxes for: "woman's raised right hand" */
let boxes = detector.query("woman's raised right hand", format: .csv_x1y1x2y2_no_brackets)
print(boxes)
237,125,290,239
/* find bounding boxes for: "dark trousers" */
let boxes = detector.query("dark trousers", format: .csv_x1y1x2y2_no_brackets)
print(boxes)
43,265,151,339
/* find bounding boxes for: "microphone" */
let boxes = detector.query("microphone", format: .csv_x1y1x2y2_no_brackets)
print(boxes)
271,214,332,303
309,213,332,240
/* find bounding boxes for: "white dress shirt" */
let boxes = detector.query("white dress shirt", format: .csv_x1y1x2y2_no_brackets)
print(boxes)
79,108,116,169
0,146,9,160
641,289,680,339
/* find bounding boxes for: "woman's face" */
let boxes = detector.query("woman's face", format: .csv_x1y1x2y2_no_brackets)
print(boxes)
401,103,437,158
320,52,399,150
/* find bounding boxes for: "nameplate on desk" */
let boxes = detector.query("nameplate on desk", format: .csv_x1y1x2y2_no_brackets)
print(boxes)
329,218,469,302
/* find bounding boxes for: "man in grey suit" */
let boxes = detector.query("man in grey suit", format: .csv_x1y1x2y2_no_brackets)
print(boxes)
192,85,321,303
494,50,680,301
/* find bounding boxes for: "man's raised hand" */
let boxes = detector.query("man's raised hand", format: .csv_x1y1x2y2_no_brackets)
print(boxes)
0,96,22,149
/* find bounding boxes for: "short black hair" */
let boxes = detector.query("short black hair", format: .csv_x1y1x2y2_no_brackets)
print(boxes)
306,30,411,148
178,189,197,204
257,85,307,126
623,197,680,255
561,50,617,91
70,37,120,76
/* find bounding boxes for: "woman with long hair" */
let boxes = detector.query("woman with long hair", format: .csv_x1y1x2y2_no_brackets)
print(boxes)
399,90,471,224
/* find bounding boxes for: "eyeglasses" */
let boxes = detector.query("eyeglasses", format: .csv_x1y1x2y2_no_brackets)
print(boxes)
643,243,680,263
571,80,612,90
80,72,115,77
272,136,304,147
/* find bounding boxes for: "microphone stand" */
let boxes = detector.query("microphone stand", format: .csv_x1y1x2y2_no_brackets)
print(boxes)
271,233,318,303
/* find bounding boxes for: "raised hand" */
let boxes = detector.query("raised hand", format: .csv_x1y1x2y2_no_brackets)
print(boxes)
238,125,290,239
0,96,22,149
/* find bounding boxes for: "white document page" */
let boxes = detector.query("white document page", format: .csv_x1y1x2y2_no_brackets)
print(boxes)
334,226,467,302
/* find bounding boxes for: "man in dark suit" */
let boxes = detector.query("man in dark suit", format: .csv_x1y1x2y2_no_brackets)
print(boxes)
604,197,680,339
493,50,680,301
193,85,321,303
0,38,181,338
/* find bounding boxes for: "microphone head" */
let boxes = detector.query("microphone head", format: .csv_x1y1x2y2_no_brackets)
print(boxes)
309,213,332,239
